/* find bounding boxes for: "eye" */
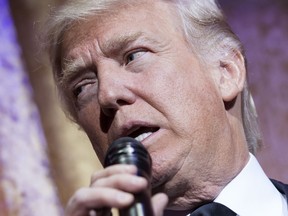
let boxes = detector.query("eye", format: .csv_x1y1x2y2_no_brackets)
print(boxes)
125,50,146,64
72,74,98,98
73,84,86,98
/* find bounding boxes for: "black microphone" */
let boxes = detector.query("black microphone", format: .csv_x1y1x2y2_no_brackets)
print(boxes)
104,137,154,216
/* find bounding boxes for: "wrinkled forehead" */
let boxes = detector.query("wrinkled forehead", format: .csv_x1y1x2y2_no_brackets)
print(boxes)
54,0,186,81
61,0,182,51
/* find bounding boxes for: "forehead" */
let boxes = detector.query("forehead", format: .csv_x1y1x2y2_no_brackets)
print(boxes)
61,1,182,55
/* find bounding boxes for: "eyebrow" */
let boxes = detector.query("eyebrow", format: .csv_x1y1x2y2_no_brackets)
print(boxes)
101,32,144,55
101,31,160,56
61,57,86,83
60,32,160,84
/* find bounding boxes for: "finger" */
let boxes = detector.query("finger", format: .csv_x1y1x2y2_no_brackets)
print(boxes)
91,174,148,192
88,208,111,216
91,165,137,183
65,187,134,216
152,193,169,216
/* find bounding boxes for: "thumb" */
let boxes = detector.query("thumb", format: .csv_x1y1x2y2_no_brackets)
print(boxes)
152,193,168,216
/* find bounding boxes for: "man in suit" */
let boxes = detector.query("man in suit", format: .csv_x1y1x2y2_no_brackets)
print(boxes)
43,0,288,215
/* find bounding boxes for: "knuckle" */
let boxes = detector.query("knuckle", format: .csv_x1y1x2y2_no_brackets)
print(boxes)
92,177,106,187
72,188,90,206
90,173,99,183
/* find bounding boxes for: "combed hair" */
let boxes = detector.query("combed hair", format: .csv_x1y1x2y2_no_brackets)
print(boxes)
42,0,262,153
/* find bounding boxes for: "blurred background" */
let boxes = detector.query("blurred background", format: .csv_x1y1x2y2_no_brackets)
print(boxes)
0,0,287,215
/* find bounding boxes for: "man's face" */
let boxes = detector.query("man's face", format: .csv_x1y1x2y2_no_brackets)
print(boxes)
61,0,235,206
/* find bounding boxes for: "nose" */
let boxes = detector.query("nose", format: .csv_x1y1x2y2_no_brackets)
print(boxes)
97,65,136,116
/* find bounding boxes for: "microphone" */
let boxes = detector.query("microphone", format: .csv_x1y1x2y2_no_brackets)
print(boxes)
104,137,154,216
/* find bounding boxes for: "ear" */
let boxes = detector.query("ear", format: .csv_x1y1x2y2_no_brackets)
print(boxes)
218,50,246,102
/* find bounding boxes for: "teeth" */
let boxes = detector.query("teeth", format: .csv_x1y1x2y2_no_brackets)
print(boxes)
135,132,153,142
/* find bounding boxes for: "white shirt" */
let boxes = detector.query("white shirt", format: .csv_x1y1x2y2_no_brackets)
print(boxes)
214,153,288,216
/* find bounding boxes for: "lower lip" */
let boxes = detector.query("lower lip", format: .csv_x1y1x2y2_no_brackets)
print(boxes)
140,128,162,148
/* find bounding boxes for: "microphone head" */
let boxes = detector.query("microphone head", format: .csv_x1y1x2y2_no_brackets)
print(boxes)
104,137,152,180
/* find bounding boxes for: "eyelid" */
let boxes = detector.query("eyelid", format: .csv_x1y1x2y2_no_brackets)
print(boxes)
71,73,98,98
65,66,96,83
73,78,95,96
124,49,148,64
74,76,95,89
68,70,97,93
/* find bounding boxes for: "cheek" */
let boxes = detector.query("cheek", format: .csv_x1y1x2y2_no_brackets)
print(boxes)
186,84,225,136
150,141,188,186
77,104,109,163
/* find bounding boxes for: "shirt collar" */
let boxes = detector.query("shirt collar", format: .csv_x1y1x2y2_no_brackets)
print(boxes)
214,153,287,216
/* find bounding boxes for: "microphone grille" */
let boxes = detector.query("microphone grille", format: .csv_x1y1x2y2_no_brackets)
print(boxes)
104,137,152,179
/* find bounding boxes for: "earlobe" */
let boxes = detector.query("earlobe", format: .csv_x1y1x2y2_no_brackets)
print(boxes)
218,50,246,102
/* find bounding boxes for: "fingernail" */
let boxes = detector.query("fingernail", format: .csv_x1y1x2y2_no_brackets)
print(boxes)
131,177,146,185
117,193,132,203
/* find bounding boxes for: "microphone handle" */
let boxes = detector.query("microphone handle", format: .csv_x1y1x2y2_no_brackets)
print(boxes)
119,190,154,216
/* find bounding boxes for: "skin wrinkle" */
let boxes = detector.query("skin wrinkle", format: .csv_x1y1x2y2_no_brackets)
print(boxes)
57,0,188,118
61,57,87,85
51,1,261,156
99,32,165,57
63,29,179,119
57,1,249,214
61,32,171,91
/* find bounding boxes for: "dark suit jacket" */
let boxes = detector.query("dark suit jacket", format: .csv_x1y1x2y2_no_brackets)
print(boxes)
272,179,288,206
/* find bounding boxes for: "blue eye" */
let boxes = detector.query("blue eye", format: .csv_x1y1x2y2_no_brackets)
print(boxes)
126,50,146,64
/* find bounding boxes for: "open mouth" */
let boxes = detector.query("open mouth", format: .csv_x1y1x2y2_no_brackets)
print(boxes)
128,127,159,143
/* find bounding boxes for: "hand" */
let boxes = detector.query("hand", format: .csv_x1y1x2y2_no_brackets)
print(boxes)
64,164,168,216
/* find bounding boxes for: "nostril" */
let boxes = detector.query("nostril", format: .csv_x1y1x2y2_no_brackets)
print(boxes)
116,99,131,106
101,107,116,118
100,109,114,133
